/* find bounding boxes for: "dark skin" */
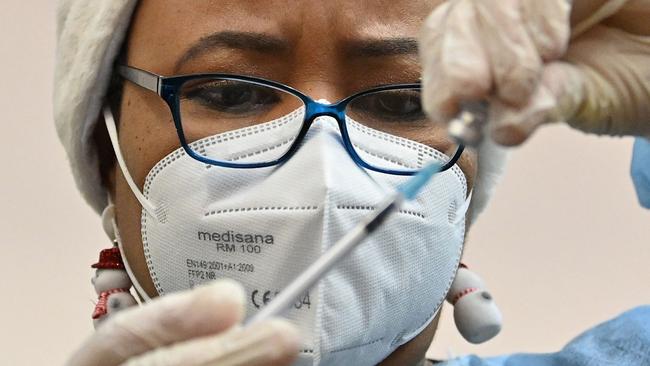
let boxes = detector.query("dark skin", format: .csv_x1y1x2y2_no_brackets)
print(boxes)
101,1,478,365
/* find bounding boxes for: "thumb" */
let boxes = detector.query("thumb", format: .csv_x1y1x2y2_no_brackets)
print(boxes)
122,318,301,366
489,61,585,146
67,279,246,366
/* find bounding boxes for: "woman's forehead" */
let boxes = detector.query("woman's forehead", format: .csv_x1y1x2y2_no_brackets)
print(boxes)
127,0,443,73
132,0,442,29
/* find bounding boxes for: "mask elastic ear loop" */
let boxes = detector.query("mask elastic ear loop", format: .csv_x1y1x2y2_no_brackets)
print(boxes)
103,106,159,220
105,197,152,303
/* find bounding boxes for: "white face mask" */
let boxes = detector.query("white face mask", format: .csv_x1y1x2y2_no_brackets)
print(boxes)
106,107,470,366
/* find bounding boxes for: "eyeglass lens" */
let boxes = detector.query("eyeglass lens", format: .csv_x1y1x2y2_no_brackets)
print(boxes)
177,77,458,170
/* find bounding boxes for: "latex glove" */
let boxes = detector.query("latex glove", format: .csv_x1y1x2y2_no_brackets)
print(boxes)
420,0,650,146
66,279,300,366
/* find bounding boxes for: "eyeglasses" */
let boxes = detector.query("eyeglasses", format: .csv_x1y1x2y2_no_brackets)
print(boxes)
118,65,464,175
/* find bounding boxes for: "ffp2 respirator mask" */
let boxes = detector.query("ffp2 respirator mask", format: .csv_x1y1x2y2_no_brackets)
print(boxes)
105,107,470,366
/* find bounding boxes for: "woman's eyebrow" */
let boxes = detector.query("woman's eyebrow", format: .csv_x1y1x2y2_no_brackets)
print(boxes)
344,37,418,57
174,31,290,72
174,32,418,72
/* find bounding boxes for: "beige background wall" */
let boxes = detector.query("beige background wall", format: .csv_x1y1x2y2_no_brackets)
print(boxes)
1,2,648,365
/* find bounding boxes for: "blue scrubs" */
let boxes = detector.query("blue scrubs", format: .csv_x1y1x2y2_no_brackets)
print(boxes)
632,138,650,209
436,306,650,366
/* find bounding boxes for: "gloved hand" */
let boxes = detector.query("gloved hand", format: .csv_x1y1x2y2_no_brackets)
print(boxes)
66,279,300,366
420,0,650,146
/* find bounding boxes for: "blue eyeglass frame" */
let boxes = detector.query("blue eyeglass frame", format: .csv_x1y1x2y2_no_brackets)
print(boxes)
117,65,464,176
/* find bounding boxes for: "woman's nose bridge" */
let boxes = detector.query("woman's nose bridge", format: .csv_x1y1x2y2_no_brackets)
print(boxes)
305,101,345,131
292,79,346,103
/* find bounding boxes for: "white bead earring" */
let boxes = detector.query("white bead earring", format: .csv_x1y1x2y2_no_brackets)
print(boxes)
446,263,503,344
90,204,137,329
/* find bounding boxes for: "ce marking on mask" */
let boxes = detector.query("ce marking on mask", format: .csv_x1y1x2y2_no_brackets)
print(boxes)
251,289,312,310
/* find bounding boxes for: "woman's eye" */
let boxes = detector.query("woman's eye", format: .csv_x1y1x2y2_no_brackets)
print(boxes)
361,91,425,122
183,81,281,116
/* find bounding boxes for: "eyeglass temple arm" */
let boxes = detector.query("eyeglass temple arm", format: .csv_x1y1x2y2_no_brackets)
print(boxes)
117,65,162,95
439,145,465,172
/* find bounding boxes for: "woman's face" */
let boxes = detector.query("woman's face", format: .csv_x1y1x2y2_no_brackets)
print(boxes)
108,1,477,364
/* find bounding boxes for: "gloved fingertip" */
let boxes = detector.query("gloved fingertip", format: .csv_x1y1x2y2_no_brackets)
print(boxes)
423,102,454,125
178,279,246,332
497,84,537,111
490,125,531,147
422,88,464,125
202,278,246,307
216,318,301,366
262,318,302,360
490,79,558,147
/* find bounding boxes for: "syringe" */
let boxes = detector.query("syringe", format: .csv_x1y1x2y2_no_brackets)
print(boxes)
247,161,444,325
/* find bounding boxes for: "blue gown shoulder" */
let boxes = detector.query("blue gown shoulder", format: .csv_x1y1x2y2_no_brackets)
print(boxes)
439,306,650,366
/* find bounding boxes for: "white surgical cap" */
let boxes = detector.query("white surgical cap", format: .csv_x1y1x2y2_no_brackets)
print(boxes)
53,0,508,223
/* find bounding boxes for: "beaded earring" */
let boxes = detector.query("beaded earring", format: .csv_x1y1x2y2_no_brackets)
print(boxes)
90,205,137,328
446,263,502,344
